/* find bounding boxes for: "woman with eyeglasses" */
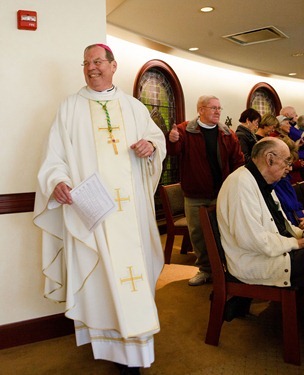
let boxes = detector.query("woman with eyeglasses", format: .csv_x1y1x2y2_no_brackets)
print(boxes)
273,136,304,227
270,115,304,184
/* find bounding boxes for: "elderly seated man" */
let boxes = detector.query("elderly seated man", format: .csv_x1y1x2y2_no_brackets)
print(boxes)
217,137,304,306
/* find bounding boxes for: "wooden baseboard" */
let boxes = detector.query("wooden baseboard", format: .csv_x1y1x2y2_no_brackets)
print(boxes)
0,313,74,350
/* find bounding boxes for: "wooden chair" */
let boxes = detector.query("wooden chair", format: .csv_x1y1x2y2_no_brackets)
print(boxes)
199,205,301,366
160,183,192,264
293,181,304,206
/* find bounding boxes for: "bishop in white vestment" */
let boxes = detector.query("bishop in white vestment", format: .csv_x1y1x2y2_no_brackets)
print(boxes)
33,44,166,372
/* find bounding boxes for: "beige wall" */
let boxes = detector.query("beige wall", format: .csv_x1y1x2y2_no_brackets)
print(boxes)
1,2,304,326
1,0,106,193
0,0,106,325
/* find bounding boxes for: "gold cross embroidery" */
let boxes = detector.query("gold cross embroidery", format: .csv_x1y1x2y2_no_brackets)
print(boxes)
115,188,130,211
120,266,143,292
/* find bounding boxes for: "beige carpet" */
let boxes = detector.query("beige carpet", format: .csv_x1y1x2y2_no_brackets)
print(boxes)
1,237,304,375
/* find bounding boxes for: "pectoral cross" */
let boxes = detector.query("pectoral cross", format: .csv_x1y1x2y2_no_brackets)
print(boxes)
107,133,119,155
115,188,130,211
97,100,120,155
120,266,143,292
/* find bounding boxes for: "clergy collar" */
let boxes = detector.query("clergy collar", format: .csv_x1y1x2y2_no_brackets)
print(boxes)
105,85,115,92
87,85,116,94
197,118,217,129
245,159,273,193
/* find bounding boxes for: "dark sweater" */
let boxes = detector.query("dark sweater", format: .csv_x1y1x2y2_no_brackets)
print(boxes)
166,119,245,199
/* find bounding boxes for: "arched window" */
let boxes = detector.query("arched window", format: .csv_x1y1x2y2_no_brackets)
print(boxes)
247,82,281,116
133,60,185,219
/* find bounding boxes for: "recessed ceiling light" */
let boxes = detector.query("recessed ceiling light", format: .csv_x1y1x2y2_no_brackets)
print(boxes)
189,47,199,51
200,7,214,13
288,72,297,76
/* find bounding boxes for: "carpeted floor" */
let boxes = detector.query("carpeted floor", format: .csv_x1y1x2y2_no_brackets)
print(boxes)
1,236,304,375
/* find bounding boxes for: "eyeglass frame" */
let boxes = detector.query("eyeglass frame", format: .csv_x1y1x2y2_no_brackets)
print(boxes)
81,58,110,67
201,106,223,111
269,151,293,167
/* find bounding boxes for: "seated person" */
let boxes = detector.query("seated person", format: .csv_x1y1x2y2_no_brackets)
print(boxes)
271,116,304,183
278,108,304,164
275,175,304,226
273,137,304,226
217,137,304,289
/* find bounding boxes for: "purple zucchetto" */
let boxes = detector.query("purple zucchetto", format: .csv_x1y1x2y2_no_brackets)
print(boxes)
96,43,113,54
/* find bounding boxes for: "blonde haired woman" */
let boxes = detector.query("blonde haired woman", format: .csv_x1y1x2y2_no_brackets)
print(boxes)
255,114,278,140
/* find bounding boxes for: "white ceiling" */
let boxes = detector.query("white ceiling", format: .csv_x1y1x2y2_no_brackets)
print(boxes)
106,0,304,80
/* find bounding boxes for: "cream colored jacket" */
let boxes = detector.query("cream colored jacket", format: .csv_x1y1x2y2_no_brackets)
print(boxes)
217,166,303,287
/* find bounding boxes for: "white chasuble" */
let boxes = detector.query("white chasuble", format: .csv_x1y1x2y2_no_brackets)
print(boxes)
34,86,166,367
88,99,160,338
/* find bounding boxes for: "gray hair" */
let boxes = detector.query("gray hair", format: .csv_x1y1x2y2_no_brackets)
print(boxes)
280,106,295,117
197,95,219,112
84,44,115,62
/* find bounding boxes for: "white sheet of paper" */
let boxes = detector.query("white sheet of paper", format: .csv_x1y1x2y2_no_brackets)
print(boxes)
70,172,116,231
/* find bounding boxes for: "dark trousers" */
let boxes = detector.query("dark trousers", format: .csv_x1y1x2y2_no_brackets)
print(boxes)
290,248,304,287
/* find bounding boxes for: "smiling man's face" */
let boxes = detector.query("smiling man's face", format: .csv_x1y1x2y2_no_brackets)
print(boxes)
83,46,117,92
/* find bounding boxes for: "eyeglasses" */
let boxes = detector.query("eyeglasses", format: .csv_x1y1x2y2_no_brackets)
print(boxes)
269,152,292,167
202,106,223,111
81,59,109,67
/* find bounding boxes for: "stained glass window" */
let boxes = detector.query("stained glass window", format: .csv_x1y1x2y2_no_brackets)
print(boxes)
251,88,276,116
134,61,185,219
247,82,282,116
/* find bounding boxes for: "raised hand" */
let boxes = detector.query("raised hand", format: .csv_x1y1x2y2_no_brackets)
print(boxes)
169,124,179,143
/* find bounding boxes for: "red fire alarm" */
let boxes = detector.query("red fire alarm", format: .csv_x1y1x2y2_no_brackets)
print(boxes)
17,10,37,31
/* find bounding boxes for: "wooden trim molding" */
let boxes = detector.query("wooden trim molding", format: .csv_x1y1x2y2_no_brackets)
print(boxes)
133,59,185,124
246,82,282,115
0,313,74,349
0,192,35,214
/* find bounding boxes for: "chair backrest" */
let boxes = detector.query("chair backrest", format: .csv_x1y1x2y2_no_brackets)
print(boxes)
293,181,304,206
160,183,185,226
199,205,227,287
